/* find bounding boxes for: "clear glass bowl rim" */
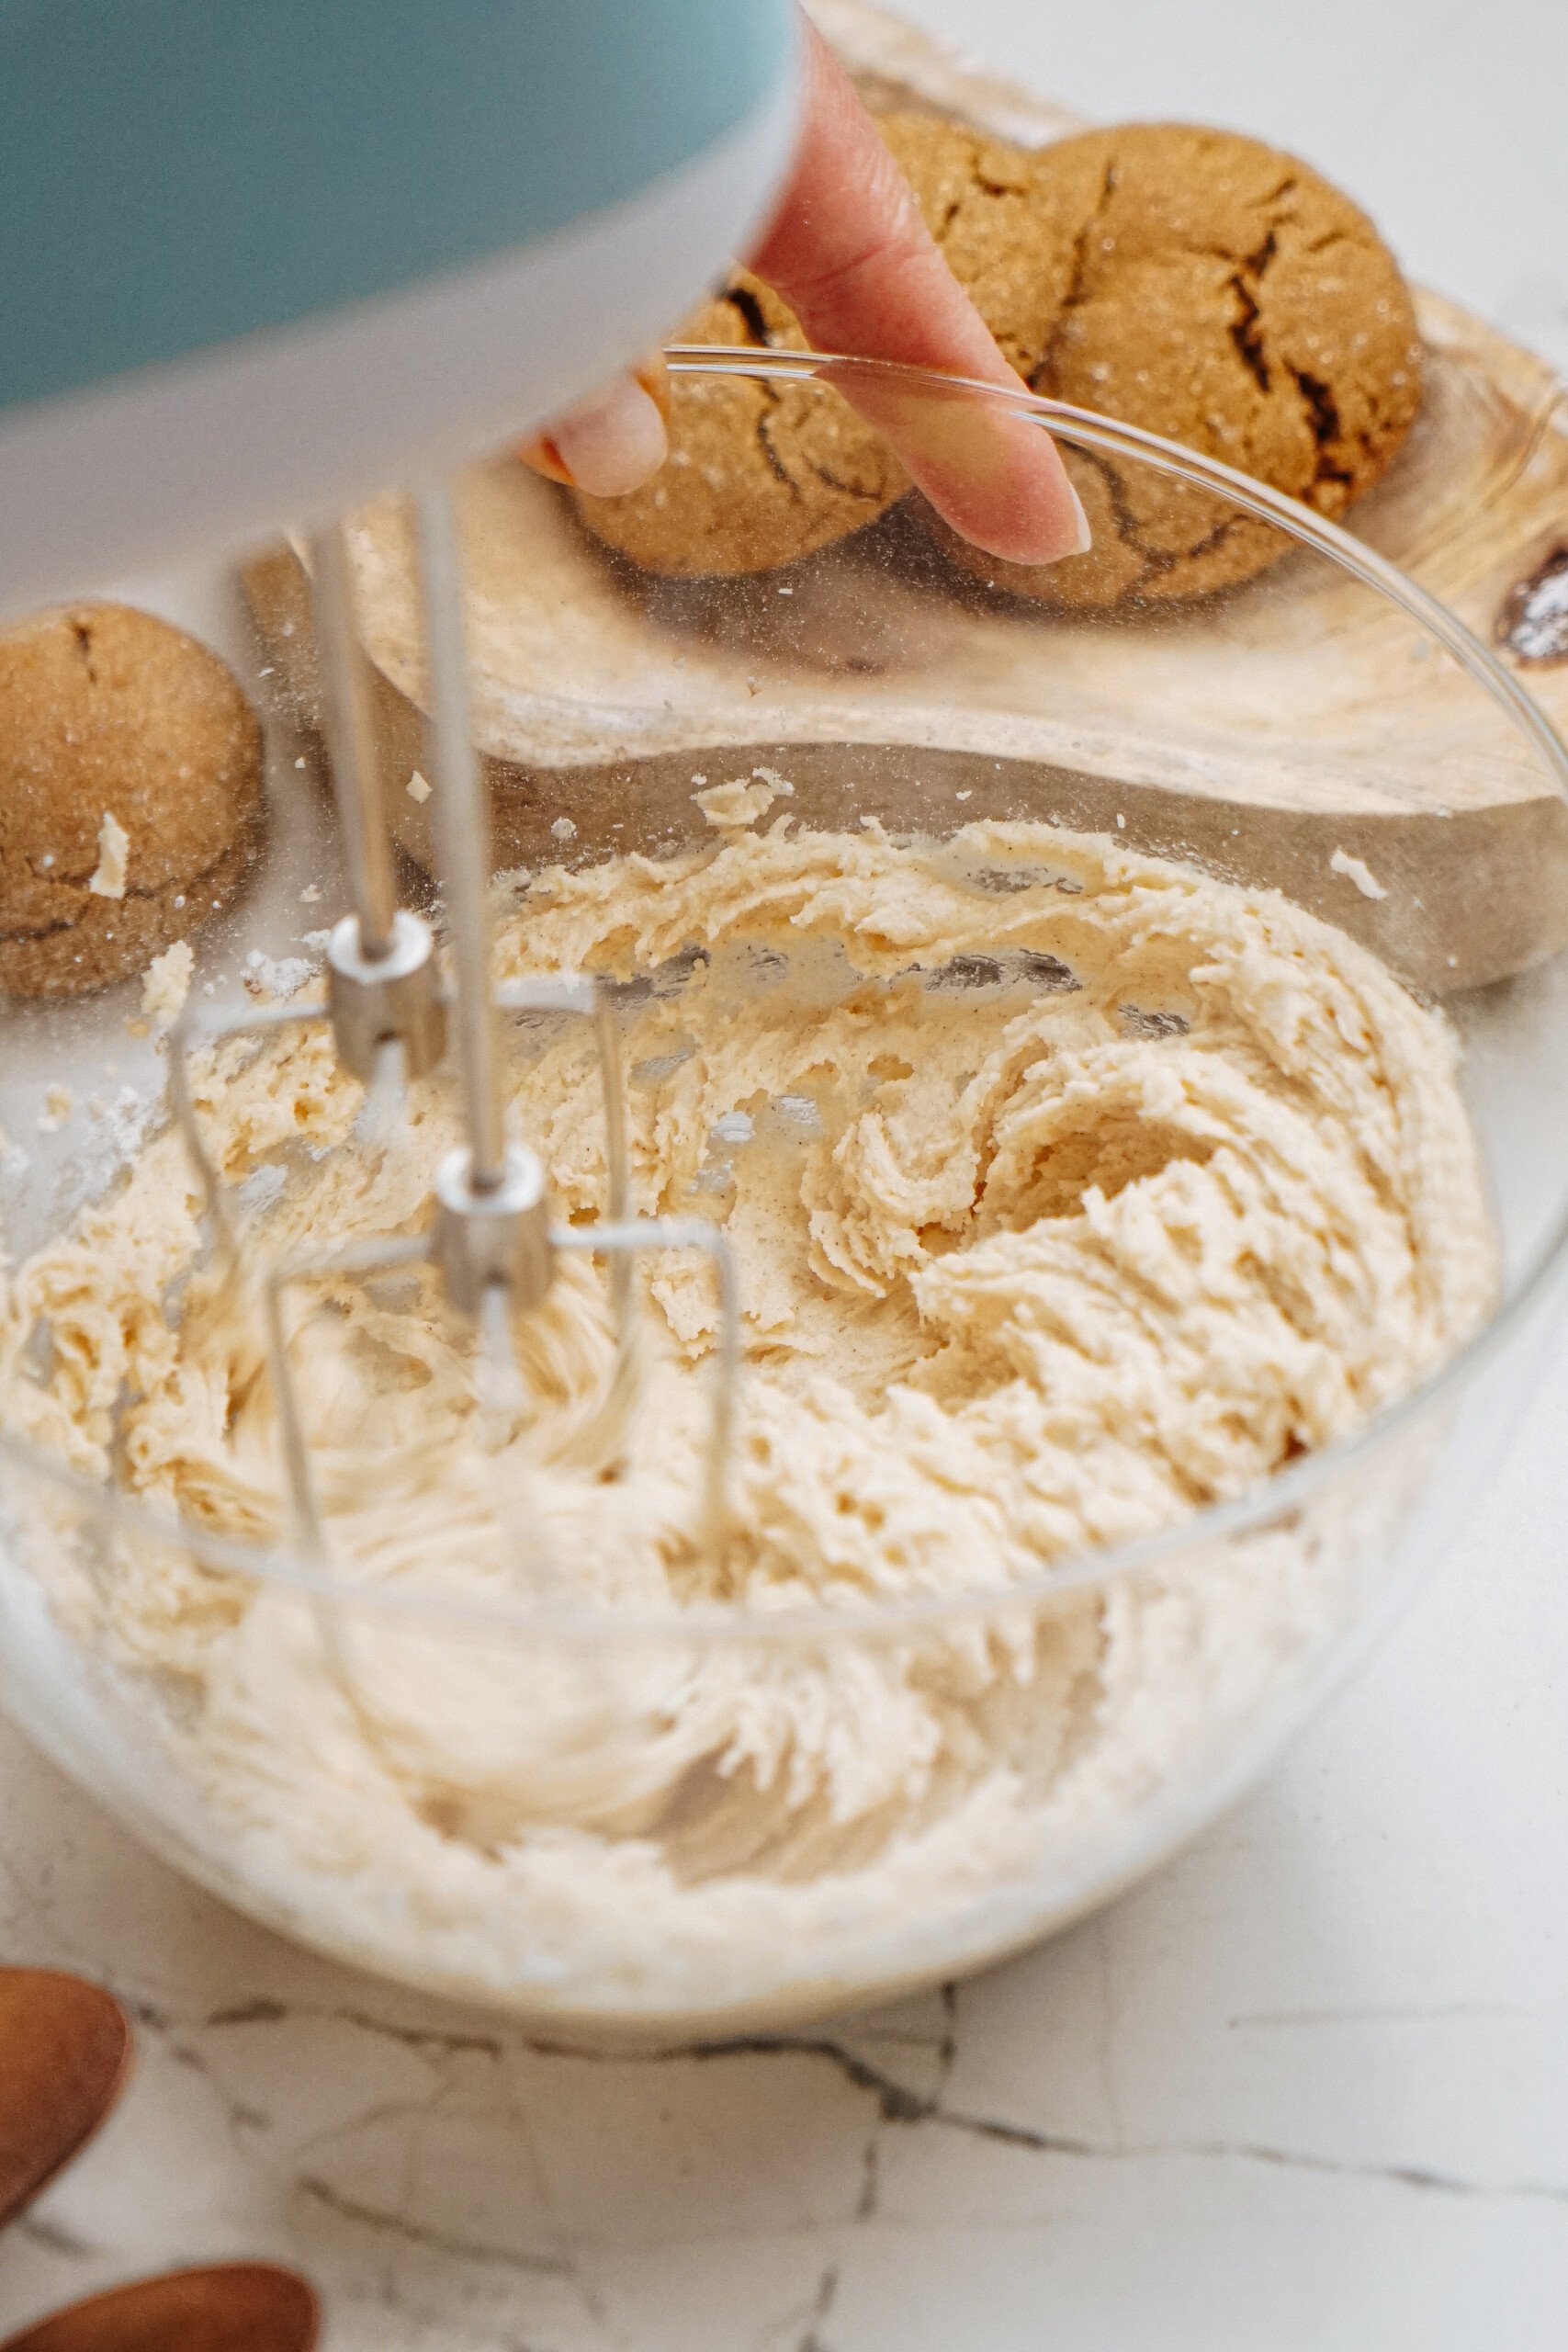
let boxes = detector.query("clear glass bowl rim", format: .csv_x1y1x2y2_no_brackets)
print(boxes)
5,350,1567,1647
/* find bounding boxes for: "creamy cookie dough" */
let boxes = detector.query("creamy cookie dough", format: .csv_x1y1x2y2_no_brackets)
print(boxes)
0,819,1493,2017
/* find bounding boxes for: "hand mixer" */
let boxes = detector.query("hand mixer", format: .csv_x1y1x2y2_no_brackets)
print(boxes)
0,0,796,1563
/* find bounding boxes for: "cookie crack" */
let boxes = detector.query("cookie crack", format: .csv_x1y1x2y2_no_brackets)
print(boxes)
69,616,97,687
0,914,83,946
1073,446,1159,579
754,410,807,504
1167,509,1247,569
1292,367,1356,492
718,281,803,501
1079,443,1248,584
1035,157,1120,390
1245,225,1279,280
799,454,891,504
931,153,1021,254
1228,275,1271,394
722,285,775,348
0,831,254,947
974,164,1022,200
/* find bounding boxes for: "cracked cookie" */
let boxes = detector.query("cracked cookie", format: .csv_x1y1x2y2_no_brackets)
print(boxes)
0,604,264,997
874,111,1109,376
937,121,1422,609
570,270,909,577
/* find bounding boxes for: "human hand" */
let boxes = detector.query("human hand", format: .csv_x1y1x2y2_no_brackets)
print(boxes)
521,17,1088,565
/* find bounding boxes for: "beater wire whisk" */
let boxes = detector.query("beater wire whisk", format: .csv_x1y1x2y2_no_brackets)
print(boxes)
170,487,739,1568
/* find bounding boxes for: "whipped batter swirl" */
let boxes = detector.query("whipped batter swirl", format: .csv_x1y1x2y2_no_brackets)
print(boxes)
0,820,1492,2015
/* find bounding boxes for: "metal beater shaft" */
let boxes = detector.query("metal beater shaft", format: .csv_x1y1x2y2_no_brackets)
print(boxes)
309,524,398,963
415,483,506,1192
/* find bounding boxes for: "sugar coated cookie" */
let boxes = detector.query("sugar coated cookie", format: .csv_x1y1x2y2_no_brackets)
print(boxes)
0,604,263,997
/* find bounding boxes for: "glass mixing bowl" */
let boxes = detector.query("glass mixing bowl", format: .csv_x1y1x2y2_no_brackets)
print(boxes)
2,355,1566,2040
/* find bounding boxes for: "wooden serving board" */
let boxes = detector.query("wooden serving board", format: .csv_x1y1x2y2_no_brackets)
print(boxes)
244,0,1568,995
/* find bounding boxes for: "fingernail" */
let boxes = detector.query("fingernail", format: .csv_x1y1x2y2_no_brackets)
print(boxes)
548,375,669,498
1066,480,1092,557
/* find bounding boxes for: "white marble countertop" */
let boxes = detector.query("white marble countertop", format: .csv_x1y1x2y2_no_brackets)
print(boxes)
5,6,1568,2346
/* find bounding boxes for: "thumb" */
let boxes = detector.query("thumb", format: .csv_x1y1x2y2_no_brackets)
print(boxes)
517,359,671,497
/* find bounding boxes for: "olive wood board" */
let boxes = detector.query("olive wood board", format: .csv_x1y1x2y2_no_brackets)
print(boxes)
243,0,1568,996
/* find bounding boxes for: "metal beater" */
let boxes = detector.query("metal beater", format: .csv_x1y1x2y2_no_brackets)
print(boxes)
168,488,739,1566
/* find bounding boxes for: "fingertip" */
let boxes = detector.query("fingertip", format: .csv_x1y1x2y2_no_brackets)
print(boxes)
522,375,670,499
948,463,1090,566
859,388,1091,567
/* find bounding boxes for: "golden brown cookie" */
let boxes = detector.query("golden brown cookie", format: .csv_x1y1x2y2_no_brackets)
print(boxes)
875,112,1106,378
937,122,1422,609
0,604,264,997
571,270,908,577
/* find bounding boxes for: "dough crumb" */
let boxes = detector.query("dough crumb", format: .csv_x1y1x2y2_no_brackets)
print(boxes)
37,1085,73,1133
696,774,795,829
1330,847,1388,901
550,816,578,842
407,769,432,804
141,940,195,1034
243,949,312,1001
87,810,130,899
238,1162,288,1214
